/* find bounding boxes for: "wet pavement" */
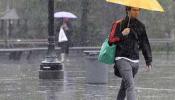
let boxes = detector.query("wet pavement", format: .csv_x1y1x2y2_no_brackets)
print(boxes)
0,51,175,100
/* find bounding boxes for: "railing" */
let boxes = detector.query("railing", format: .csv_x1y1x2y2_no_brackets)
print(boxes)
0,39,48,45
0,36,174,49
0,37,173,61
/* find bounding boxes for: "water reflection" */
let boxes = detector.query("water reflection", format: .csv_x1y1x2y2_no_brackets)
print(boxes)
84,84,108,100
39,80,64,100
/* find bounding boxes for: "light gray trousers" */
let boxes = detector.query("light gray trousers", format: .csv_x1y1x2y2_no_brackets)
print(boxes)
115,59,139,100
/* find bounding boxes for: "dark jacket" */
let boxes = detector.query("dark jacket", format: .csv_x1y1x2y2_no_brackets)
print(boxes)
55,21,73,44
109,16,152,66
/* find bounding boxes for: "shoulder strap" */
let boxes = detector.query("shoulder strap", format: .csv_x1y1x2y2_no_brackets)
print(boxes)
111,19,123,31
114,19,123,24
113,19,123,33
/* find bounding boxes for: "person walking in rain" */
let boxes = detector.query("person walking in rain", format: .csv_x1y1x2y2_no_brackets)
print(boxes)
109,7,152,100
56,18,73,62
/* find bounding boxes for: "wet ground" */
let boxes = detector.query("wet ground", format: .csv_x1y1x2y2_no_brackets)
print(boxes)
0,50,175,100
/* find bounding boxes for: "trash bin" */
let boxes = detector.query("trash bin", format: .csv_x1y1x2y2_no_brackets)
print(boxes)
83,50,108,84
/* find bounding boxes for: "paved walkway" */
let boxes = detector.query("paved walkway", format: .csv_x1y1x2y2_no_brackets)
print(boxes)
0,51,174,100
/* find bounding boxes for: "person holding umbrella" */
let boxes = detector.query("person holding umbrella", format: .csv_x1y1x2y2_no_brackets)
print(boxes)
56,18,72,61
54,11,77,62
109,6,152,100
106,0,164,100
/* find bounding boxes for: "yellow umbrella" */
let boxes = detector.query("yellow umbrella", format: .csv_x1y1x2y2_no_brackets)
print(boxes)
106,0,164,12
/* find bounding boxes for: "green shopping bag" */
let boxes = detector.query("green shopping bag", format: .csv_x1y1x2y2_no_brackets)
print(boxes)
98,39,116,64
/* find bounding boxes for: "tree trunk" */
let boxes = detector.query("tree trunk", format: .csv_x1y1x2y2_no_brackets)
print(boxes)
80,0,89,46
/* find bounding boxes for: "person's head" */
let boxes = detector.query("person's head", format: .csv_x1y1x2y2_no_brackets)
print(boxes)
63,18,69,23
126,6,140,18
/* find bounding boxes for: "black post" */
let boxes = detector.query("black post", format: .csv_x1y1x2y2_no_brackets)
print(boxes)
39,0,63,79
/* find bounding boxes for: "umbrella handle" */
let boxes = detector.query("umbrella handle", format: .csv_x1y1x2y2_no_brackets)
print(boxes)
127,13,131,28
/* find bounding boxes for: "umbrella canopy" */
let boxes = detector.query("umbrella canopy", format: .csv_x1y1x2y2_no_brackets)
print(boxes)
54,11,77,19
1,9,19,20
106,0,164,12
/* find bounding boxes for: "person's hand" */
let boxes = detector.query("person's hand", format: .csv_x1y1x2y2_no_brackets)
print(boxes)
145,65,152,72
62,23,69,30
122,28,130,36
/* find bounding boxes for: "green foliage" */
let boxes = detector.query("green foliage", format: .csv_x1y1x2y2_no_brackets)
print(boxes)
0,0,174,47
140,0,175,38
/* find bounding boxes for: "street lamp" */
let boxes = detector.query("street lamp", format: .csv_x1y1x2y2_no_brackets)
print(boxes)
39,0,63,79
